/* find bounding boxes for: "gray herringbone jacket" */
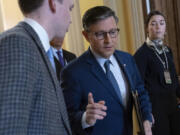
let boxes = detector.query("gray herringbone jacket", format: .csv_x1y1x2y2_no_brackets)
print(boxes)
0,22,72,135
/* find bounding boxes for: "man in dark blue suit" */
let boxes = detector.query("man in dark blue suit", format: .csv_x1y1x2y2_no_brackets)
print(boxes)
61,6,153,135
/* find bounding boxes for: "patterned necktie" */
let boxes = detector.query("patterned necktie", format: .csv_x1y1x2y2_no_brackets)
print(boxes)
56,50,65,67
104,60,122,103
46,48,56,71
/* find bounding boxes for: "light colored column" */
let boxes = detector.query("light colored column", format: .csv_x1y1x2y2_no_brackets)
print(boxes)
103,0,122,51
64,0,84,56
0,1,4,32
104,0,136,54
0,0,23,30
129,0,146,51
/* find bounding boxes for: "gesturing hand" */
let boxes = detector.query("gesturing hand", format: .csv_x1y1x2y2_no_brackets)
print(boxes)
143,120,152,135
85,92,107,125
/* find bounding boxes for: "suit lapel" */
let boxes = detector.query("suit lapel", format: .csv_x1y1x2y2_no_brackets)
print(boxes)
63,49,73,64
19,22,71,134
114,51,134,90
63,49,68,62
54,56,63,81
114,52,135,112
110,51,134,107
85,50,123,105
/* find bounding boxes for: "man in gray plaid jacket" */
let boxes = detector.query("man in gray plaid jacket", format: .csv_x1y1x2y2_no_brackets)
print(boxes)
0,0,74,134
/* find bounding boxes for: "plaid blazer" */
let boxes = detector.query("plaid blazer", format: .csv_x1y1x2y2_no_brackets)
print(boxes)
0,22,72,135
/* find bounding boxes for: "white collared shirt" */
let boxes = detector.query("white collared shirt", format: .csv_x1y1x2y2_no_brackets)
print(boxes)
24,18,50,52
91,50,128,106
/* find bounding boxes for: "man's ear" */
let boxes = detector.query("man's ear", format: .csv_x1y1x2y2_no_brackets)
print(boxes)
48,0,56,13
82,31,90,42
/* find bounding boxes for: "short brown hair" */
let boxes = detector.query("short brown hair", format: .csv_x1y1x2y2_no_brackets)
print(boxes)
82,6,118,31
18,0,63,14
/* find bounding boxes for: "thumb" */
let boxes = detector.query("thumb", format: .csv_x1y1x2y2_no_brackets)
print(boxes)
88,92,94,104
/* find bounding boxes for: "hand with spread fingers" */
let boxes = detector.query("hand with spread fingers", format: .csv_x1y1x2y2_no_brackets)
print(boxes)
86,92,107,125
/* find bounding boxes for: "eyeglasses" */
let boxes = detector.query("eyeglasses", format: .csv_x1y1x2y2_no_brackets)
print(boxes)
88,28,120,40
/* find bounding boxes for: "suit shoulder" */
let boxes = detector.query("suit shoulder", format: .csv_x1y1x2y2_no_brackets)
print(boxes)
63,49,76,58
134,43,150,61
0,23,32,42
63,57,81,71
63,51,88,71
0,24,39,61
115,50,133,58
134,43,149,55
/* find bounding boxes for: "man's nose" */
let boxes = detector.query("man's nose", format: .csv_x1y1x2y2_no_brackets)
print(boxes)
104,33,112,43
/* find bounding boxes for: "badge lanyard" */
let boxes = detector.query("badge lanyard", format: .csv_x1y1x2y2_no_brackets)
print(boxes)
154,49,168,69
152,46,172,84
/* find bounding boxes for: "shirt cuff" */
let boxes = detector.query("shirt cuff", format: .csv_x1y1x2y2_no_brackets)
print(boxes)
81,112,94,129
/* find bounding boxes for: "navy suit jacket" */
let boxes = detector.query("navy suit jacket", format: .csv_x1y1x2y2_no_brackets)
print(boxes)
61,49,152,135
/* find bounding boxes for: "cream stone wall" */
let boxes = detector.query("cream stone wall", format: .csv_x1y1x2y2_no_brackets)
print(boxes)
0,0,23,30
0,1,4,32
104,0,145,54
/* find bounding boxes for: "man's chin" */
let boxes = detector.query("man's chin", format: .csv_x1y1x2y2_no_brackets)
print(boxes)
102,53,114,59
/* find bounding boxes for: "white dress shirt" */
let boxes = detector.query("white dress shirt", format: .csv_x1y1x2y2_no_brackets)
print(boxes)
24,18,50,52
24,18,56,71
91,50,128,106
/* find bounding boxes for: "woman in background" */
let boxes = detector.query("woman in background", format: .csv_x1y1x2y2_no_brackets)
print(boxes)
134,10,180,135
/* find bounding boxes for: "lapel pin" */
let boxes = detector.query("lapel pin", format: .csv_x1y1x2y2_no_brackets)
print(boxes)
123,64,126,67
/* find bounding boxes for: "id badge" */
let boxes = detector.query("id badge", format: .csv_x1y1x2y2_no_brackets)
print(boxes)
164,70,172,84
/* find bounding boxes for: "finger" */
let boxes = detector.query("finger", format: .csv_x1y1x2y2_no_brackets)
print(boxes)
87,103,107,111
88,92,94,104
86,108,107,117
89,114,105,120
98,100,105,105
87,113,106,121
86,113,105,125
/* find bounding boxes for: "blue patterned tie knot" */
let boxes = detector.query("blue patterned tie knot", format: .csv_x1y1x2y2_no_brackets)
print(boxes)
56,50,65,67
104,60,111,74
